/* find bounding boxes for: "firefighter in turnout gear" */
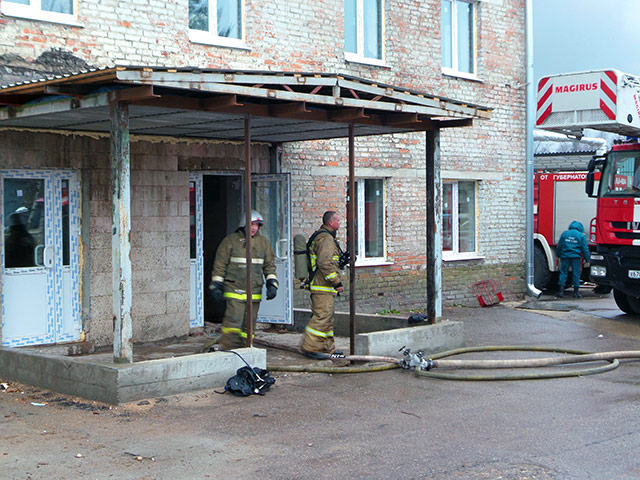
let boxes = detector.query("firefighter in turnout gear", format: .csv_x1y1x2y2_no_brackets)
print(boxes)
209,210,278,350
301,211,345,358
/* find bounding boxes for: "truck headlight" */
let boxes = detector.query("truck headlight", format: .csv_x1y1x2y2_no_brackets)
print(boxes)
590,265,607,277
591,254,604,261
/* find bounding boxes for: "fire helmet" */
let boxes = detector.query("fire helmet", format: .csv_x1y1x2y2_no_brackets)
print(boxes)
238,210,264,229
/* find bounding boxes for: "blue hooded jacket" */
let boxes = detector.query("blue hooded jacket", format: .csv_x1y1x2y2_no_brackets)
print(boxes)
556,221,590,261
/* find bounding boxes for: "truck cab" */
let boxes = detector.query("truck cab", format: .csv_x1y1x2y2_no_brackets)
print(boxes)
586,142,640,313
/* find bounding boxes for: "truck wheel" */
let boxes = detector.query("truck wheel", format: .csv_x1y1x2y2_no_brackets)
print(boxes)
627,295,640,315
533,244,552,290
613,289,634,314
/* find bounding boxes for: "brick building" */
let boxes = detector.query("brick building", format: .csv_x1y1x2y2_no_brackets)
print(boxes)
0,0,527,351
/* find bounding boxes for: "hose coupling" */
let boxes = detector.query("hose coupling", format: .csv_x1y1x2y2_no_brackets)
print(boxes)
420,359,434,371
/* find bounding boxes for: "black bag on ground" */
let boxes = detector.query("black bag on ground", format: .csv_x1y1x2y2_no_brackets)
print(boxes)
224,366,275,396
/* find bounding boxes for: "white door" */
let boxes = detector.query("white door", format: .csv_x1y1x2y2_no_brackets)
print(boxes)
1,170,81,346
253,174,293,325
189,175,204,327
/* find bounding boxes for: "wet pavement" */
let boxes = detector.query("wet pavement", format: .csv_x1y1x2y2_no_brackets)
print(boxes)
2,288,640,480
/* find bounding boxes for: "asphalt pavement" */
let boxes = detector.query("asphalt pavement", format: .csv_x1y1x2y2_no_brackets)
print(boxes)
2,288,640,480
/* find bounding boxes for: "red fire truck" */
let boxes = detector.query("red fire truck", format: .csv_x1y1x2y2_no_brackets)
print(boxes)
537,69,640,313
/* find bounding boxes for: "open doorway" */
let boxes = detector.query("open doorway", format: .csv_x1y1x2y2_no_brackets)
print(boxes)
202,174,242,322
189,172,293,327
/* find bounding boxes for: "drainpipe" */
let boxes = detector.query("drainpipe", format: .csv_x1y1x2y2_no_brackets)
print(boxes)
525,0,542,298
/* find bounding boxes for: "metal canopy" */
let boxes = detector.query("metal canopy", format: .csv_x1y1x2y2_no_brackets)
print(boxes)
0,66,492,142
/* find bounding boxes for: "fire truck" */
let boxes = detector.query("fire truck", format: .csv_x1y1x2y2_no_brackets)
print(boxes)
537,69,640,313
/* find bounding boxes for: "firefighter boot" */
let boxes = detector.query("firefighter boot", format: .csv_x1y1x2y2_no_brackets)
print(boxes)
573,287,582,299
555,286,565,298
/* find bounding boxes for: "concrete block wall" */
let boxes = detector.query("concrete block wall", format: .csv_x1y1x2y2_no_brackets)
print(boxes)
0,130,271,347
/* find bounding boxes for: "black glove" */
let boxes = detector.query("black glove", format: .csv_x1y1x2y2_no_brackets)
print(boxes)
266,279,278,300
209,281,225,304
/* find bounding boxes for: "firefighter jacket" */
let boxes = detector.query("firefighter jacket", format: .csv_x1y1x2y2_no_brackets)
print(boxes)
211,230,277,302
556,221,590,262
309,225,343,295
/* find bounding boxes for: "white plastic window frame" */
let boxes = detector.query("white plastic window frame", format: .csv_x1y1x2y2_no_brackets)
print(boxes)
344,0,387,67
354,178,389,266
1,0,81,26
441,0,478,79
188,0,248,49
442,180,480,261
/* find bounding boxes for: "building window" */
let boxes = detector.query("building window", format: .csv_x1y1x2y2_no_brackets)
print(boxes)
441,0,477,76
443,181,477,259
348,178,387,264
344,0,385,65
1,0,79,25
189,0,245,48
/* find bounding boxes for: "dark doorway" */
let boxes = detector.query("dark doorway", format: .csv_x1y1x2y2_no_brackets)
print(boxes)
202,174,242,321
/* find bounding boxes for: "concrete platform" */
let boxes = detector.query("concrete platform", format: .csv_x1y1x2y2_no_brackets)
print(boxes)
0,312,462,405
0,345,265,405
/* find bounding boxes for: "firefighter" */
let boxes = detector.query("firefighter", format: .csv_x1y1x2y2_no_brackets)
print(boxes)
207,210,278,350
301,210,345,358
555,220,590,299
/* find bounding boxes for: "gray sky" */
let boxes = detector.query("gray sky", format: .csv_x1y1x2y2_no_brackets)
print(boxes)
533,0,640,83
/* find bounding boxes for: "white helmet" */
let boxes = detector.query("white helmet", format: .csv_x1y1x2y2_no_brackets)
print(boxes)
238,210,264,229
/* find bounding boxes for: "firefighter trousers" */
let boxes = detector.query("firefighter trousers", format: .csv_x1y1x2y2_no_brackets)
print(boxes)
558,257,582,289
220,298,261,350
302,293,336,354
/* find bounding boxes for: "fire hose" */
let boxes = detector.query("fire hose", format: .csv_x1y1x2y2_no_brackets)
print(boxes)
258,338,640,379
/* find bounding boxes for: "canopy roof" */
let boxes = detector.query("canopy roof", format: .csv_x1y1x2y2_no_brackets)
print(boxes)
0,66,491,143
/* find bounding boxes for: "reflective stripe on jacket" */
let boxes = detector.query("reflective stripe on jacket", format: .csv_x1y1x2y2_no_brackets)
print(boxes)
211,230,277,301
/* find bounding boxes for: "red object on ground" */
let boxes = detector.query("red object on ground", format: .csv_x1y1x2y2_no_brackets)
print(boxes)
473,280,504,307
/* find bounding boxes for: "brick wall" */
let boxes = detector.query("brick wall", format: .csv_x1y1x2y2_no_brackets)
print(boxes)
1,0,527,321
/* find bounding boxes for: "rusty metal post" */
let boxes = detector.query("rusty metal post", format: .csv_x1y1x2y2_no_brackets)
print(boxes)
425,129,442,323
109,98,133,363
348,123,356,354
244,115,254,347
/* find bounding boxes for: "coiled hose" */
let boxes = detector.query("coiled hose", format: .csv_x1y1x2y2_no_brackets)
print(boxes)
258,338,640,379
416,346,624,381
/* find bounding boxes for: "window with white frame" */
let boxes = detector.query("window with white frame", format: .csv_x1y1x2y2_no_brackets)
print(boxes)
189,0,245,48
1,0,79,25
344,0,385,65
347,178,387,264
442,181,478,259
441,0,477,76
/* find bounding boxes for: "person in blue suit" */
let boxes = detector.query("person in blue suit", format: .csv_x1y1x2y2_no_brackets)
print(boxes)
555,221,590,299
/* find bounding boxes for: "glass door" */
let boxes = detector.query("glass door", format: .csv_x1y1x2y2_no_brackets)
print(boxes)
2,170,81,346
252,174,292,325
